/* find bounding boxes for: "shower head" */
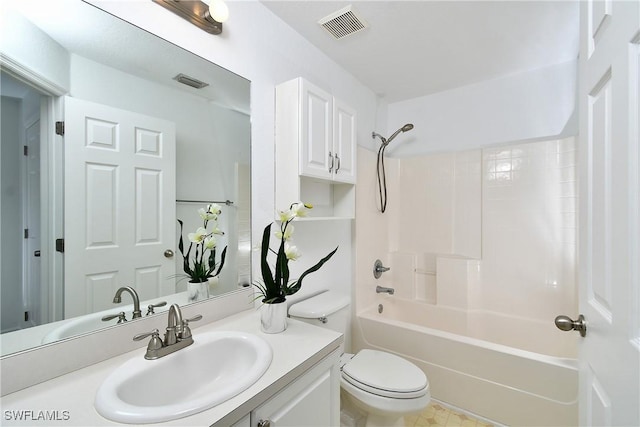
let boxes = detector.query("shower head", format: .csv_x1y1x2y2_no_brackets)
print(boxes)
385,123,414,145
372,123,414,147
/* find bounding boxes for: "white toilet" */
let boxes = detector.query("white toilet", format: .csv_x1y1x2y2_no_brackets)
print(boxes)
288,291,430,427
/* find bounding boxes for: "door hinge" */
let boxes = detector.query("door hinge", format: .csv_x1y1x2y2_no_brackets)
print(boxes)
24,229,29,239
23,145,28,156
55,238,65,253
55,121,65,136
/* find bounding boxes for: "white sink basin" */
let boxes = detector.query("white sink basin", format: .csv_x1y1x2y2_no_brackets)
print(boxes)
95,331,272,424
41,312,114,344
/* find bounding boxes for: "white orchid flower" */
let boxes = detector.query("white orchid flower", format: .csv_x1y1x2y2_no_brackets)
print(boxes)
278,208,295,223
275,224,294,241
210,223,224,235
198,207,217,221
188,227,207,243
284,242,301,261
207,203,222,216
204,235,217,249
291,202,312,218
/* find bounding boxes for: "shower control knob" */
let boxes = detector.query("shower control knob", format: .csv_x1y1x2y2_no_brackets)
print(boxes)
554,314,586,337
373,259,390,279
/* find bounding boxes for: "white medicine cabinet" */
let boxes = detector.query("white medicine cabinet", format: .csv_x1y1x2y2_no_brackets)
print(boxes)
275,78,356,220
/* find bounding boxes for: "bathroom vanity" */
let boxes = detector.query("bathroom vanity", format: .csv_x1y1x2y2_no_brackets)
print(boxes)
0,310,342,426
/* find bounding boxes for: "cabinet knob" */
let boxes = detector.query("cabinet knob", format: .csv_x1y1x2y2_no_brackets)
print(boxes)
257,420,271,427
335,154,341,173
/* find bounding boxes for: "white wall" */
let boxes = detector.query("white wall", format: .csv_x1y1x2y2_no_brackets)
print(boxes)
378,60,578,157
0,9,70,92
89,0,379,300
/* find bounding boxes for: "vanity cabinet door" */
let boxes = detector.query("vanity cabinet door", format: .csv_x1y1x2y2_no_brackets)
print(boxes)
251,351,340,427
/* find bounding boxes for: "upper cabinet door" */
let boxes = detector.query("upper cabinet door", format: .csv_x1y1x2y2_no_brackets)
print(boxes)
300,80,333,180
333,98,357,184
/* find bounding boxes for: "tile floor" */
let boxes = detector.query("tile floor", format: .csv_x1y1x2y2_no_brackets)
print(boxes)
405,403,494,427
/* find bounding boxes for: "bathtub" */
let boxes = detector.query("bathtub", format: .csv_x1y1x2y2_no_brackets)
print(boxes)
356,299,578,426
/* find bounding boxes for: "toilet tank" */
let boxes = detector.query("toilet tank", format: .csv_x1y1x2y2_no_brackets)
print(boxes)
288,291,351,352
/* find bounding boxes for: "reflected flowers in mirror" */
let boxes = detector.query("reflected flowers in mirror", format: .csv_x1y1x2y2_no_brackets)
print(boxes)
177,204,227,284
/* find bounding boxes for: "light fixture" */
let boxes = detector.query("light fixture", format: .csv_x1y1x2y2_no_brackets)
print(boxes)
152,0,229,35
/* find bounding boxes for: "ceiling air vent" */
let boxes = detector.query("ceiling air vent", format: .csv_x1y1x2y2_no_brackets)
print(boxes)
173,73,209,89
318,5,368,40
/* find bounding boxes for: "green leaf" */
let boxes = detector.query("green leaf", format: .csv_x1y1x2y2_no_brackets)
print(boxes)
285,246,338,296
260,223,276,296
177,219,185,256
208,246,217,271
214,246,227,277
274,239,286,288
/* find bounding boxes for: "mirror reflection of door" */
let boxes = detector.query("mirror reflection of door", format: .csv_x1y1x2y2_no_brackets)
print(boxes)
0,71,48,333
24,119,41,326
64,96,176,318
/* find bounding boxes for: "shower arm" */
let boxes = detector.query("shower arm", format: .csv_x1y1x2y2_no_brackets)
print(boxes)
372,132,387,145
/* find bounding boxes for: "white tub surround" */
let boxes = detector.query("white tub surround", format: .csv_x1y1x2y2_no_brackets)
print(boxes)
355,302,578,427
0,310,342,426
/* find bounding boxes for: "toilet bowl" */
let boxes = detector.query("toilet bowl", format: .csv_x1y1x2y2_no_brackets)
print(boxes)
288,291,430,427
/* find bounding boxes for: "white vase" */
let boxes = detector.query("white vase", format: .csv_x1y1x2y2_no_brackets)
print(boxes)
188,280,209,302
260,301,287,334
208,276,219,295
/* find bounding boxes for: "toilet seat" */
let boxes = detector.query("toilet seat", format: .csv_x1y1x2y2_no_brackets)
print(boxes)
342,349,428,399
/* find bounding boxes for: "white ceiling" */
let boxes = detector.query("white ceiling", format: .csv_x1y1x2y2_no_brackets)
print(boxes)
260,1,580,103
6,0,250,114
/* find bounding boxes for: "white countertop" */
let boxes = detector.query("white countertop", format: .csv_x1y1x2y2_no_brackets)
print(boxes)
0,310,342,426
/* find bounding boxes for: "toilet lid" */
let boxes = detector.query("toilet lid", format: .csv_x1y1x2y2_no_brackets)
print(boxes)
342,349,428,398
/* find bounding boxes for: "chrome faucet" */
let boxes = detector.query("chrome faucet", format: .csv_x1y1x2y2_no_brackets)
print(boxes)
113,286,142,319
376,285,395,295
133,303,202,360
164,303,184,345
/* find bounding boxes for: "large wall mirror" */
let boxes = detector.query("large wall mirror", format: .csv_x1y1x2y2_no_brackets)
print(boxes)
0,0,251,356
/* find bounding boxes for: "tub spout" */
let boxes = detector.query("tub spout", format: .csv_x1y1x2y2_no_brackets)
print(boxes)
376,285,395,295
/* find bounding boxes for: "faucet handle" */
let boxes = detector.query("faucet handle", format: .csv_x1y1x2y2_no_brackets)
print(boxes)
373,259,391,279
133,329,163,358
102,312,127,323
181,315,202,339
133,329,160,342
146,301,167,316
185,314,203,324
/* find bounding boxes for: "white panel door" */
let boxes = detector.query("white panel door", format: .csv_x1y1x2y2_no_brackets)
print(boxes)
578,1,640,425
333,98,357,184
64,97,176,318
299,79,333,180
